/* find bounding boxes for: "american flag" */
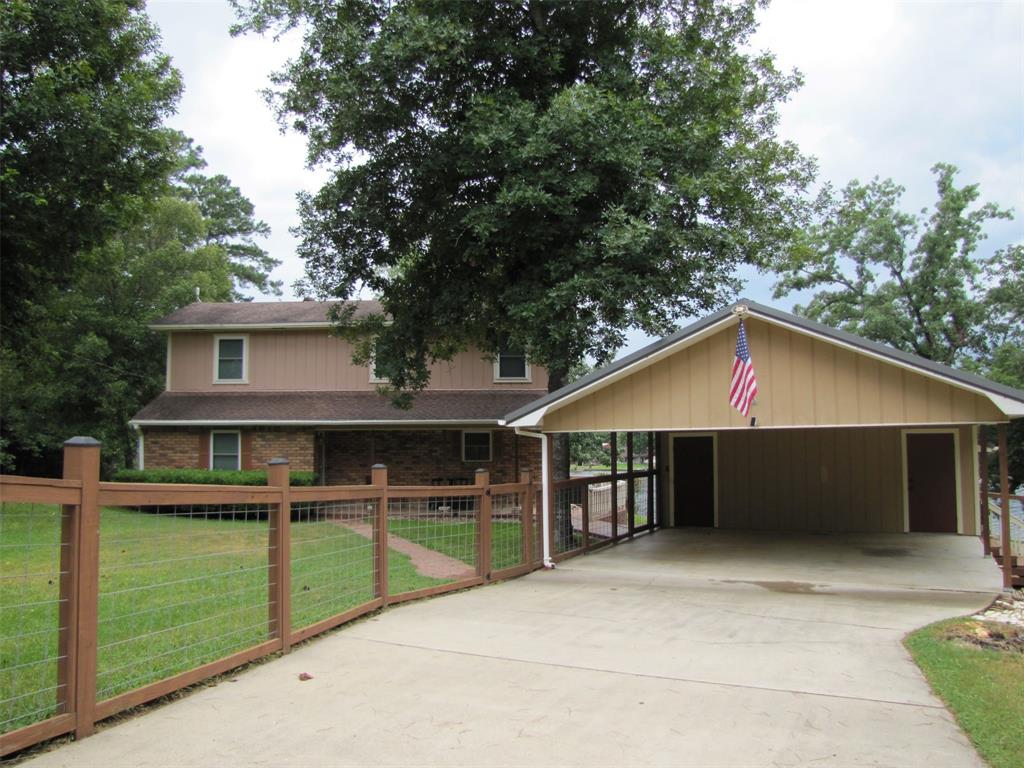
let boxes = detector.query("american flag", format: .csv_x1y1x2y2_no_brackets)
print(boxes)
729,320,758,417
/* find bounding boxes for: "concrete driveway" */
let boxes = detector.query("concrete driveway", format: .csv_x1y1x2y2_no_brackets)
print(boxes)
23,530,1001,767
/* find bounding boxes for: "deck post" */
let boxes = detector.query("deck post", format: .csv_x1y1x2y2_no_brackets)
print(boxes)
267,459,291,651
610,432,618,541
978,426,990,555
647,431,655,531
543,434,554,565
372,465,389,604
476,469,491,580
997,424,1013,589
63,437,100,739
626,433,635,538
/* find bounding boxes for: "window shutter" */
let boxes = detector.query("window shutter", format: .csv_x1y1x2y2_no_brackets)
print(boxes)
241,431,253,470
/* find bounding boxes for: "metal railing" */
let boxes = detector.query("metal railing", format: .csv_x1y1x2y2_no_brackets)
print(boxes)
0,442,537,756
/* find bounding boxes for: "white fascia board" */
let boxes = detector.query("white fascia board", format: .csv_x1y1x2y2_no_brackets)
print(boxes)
150,322,333,332
748,310,1024,417
506,315,736,428
534,419,1010,434
130,418,503,428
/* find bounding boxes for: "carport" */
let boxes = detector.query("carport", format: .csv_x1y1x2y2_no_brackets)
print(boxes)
506,300,1024,588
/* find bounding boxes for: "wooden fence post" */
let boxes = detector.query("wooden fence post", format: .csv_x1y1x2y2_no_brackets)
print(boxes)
647,431,655,531
476,469,491,580
62,437,100,739
372,465,389,604
997,424,1013,589
520,471,533,567
267,459,291,652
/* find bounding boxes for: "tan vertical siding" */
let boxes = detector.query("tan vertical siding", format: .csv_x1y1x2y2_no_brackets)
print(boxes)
713,427,906,533
542,319,1005,431
168,331,548,392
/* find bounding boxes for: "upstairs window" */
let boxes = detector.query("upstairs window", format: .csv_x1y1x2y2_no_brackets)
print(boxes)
462,431,492,462
211,431,240,470
494,351,530,382
214,335,248,383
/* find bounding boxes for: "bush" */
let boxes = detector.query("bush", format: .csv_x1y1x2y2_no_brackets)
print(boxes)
112,468,317,486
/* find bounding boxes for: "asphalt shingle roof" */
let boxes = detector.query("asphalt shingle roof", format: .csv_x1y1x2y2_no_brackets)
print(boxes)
151,300,382,327
133,390,548,424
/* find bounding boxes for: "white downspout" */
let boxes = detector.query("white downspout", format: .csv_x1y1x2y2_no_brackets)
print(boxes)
515,427,552,567
134,424,145,470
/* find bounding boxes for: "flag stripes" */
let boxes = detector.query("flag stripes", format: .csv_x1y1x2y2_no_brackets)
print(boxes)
729,319,758,417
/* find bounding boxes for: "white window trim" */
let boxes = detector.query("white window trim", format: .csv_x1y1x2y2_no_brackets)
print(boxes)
210,430,242,471
368,351,389,384
493,352,531,383
213,334,249,384
462,430,493,463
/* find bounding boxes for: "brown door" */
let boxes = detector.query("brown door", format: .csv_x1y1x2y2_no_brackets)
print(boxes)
906,432,957,533
673,436,715,526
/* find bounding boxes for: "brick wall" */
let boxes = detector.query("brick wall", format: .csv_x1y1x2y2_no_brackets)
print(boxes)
143,427,315,472
321,428,542,486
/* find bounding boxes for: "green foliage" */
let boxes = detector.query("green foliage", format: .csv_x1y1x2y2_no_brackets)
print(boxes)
234,0,813,394
771,163,1023,488
0,0,183,334
0,137,276,477
111,468,316,486
773,164,1012,366
570,432,611,468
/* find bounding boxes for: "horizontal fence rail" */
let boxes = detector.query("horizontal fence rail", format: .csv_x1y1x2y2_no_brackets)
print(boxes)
0,443,537,757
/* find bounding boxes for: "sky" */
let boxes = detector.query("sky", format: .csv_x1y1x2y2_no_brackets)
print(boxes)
147,0,1023,356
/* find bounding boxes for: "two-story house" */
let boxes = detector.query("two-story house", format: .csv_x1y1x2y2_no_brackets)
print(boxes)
130,301,546,484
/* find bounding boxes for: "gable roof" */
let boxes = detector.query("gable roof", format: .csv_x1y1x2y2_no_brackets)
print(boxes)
504,298,1024,427
150,300,383,330
132,389,546,427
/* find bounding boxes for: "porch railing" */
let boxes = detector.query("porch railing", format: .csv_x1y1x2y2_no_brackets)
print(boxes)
0,439,539,757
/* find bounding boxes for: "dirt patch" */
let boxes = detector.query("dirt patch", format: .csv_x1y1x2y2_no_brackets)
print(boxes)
944,620,1024,654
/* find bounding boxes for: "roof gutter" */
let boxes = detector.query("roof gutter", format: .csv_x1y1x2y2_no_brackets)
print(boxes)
130,418,504,428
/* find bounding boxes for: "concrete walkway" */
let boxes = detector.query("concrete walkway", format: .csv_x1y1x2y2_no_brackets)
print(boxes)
22,531,1001,767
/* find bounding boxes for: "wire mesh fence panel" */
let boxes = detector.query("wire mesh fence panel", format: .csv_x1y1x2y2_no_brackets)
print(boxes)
490,492,524,571
96,504,272,703
290,500,379,631
533,490,544,564
552,484,583,556
585,481,614,543
0,502,67,735
386,494,478,596
632,476,650,530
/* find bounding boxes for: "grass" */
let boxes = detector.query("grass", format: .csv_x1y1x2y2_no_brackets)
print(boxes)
904,617,1024,768
0,501,443,735
384,518,526,571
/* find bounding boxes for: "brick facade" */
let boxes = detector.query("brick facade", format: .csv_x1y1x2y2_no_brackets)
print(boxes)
143,427,316,472
321,428,541,486
142,426,539,484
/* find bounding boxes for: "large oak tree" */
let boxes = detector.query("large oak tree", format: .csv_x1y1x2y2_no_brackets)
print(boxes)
234,0,813,402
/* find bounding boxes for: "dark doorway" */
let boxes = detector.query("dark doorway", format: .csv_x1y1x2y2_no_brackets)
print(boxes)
906,432,957,533
673,436,715,526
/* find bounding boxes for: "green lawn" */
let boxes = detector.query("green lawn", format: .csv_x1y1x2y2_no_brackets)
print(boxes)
905,618,1024,768
384,518,526,572
0,502,440,735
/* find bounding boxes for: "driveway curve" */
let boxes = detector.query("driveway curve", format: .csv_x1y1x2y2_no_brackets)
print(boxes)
22,530,1000,767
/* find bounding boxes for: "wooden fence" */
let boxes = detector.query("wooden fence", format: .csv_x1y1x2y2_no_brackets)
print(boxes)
0,438,539,756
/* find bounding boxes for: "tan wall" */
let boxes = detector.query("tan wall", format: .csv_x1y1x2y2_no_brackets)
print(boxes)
543,318,1004,432
671,425,979,535
168,331,548,392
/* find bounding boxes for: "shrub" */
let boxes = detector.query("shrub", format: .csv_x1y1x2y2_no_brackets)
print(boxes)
112,468,317,486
